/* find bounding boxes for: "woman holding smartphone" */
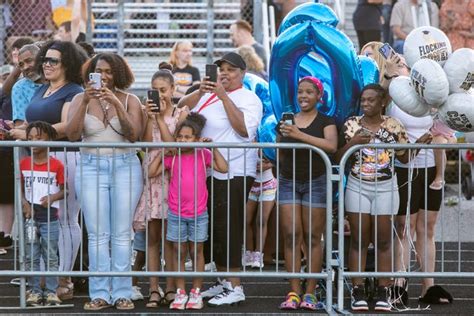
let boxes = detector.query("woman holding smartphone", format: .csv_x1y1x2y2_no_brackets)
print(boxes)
133,62,188,308
66,53,144,310
278,76,337,311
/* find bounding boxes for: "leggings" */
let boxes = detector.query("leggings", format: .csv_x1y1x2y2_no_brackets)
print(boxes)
54,151,82,273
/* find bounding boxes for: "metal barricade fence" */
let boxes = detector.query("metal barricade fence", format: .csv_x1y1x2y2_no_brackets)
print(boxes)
0,141,334,312
337,143,474,312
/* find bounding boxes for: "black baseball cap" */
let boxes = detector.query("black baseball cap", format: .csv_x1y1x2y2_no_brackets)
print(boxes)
214,52,246,70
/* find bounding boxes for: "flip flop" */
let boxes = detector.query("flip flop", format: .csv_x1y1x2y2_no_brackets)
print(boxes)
146,288,164,308
429,180,445,190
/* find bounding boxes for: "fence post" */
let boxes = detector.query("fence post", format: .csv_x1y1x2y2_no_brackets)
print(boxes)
117,0,125,56
253,0,263,44
0,4,5,66
206,0,215,64
86,0,93,43
13,145,27,308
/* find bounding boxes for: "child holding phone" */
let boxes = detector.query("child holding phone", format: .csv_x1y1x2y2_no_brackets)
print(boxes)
148,113,228,310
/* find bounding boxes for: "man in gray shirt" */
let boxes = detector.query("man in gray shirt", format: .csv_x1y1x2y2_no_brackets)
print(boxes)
229,20,268,70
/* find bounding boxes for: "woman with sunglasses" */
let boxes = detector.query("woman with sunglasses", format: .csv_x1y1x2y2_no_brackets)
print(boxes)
9,40,87,301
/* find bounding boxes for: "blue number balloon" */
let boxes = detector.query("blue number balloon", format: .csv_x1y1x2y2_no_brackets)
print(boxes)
270,20,364,126
278,2,338,35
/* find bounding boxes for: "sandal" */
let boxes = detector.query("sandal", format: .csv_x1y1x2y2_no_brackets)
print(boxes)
83,298,111,311
161,290,176,306
115,297,134,310
300,293,318,311
279,292,301,310
429,180,445,190
146,288,164,308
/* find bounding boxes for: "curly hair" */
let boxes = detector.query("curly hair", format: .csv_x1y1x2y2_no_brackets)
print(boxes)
26,121,58,141
35,40,88,85
360,83,388,104
175,112,207,138
82,53,135,89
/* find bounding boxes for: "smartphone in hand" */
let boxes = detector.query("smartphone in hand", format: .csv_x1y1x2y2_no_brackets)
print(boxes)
378,43,395,60
147,90,160,113
282,112,295,125
89,73,102,89
205,64,218,82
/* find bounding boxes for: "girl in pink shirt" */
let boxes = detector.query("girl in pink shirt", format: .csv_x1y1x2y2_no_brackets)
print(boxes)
148,113,228,310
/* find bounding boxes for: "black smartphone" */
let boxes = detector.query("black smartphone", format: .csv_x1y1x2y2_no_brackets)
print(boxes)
281,112,295,125
147,90,160,113
205,64,218,82
378,43,395,59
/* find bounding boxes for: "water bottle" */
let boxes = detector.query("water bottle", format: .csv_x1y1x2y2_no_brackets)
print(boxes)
25,219,38,244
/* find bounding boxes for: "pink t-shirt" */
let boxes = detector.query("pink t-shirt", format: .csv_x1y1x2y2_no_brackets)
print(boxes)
164,149,212,218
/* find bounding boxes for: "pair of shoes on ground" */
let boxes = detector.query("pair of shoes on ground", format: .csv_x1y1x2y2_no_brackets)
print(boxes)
279,292,322,310
351,285,391,312
83,297,134,311
242,250,264,269
26,292,61,307
170,288,204,310
202,279,245,306
57,278,74,301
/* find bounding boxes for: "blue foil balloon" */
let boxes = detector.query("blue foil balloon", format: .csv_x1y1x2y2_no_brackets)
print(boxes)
256,114,278,162
298,53,334,116
270,20,363,127
243,73,273,118
278,2,339,35
358,55,380,86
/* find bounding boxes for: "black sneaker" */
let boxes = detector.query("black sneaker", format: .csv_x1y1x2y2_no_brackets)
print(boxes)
351,285,368,311
0,235,13,248
374,286,391,311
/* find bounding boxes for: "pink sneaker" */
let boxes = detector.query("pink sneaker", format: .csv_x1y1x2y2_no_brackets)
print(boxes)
170,289,188,310
186,288,203,309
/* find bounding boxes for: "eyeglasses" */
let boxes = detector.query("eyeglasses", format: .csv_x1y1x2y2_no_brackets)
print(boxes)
42,57,61,66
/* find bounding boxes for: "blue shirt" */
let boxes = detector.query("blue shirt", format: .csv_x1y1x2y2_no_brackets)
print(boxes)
25,83,83,125
12,78,42,122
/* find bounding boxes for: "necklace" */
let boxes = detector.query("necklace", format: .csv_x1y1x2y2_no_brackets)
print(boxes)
44,82,66,97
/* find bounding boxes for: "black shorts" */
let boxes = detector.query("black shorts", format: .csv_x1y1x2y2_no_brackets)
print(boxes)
207,176,253,269
396,167,442,215
0,150,14,204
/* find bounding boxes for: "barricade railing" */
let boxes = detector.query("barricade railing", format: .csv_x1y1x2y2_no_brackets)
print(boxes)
337,143,474,312
0,141,334,312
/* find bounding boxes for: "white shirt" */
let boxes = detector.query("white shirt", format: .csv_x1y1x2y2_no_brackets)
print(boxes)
193,88,263,180
386,102,435,168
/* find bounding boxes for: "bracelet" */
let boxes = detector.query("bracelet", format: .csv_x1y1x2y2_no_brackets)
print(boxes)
384,74,399,80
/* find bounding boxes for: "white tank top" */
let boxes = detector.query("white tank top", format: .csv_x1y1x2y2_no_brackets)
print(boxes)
81,93,133,155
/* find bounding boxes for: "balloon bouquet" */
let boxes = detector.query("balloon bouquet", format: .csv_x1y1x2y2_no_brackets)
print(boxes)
244,1,380,162
389,26,474,130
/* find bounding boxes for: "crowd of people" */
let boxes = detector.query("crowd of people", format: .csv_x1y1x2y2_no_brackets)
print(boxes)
0,2,465,313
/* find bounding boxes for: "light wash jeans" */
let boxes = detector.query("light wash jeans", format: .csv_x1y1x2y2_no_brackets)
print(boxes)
25,220,60,295
75,152,143,304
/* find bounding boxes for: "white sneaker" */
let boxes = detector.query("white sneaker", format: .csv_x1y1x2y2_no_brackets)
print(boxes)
204,261,216,272
251,251,264,269
242,250,253,267
185,258,193,271
131,285,144,301
186,288,203,309
201,279,230,298
170,288,188,310
207,285,245,306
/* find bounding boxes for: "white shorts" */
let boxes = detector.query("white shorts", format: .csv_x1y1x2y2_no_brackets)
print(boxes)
345,174,399,216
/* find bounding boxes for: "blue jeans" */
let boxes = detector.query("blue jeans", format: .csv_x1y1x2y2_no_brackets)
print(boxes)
75,152,143,304
393,39,405,54
25,220,59,295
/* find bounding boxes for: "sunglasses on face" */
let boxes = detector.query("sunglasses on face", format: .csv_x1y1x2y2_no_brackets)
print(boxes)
42,57,61,66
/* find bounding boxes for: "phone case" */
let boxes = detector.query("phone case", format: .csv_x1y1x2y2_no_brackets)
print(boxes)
89,73,101,89
206,64,218,82
147,90,160,112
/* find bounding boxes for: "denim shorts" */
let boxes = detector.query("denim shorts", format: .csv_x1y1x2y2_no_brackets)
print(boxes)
166,211,208,243
278,174,327,208
133,230,146,252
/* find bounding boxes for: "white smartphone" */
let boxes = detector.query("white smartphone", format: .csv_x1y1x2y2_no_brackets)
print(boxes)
89,73,102,89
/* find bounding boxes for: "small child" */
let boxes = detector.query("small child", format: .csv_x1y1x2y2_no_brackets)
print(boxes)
148,113,228,310
243,154,276,269
20,121,64,306
429,119,457,190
